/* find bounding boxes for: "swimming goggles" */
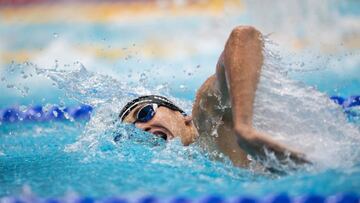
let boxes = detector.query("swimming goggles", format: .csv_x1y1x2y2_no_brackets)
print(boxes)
119,95,186,122
134,103,158,123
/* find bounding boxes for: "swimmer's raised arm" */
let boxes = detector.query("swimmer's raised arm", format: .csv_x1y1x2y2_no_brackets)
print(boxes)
194,26,309,165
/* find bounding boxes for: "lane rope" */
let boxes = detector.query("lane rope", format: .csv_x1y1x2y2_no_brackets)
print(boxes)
0,95,359,123
0,194,359,203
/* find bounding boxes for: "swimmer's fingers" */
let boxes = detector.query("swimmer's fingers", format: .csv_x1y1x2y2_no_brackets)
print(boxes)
260,141,311,166
235,126,311,165
269,146,311,165
287,149,312,165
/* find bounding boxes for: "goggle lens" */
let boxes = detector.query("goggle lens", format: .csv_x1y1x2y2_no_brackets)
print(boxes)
136,104,157,123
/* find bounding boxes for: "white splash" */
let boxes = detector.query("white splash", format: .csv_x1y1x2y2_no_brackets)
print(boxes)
252,40,360,169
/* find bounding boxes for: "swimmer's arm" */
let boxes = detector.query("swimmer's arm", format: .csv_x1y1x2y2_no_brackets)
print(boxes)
216,26,309,164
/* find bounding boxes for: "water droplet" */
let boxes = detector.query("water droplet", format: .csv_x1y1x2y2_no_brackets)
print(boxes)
43,104,52,113
53,33,59,38
53,110,58,117
21,86,29,97
196,65,200,69
35,127,43,134
139,73,147,83
64,112,70,119
19,105,27,112
6,84,14,88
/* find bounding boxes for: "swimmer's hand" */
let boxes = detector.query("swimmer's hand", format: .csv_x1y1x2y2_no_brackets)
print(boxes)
235,125,311,165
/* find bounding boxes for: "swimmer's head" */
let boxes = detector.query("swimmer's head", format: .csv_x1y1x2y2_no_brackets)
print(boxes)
119,95,198,145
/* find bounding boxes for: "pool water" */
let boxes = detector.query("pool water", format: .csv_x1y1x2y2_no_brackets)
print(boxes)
1,0,360,199
1,121,359,198
1,47,359,198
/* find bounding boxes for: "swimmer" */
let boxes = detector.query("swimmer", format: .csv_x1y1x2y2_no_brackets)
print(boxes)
119,26,308,167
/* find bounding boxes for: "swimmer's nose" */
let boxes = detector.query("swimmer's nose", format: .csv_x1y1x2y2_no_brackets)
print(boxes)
135,122,150,131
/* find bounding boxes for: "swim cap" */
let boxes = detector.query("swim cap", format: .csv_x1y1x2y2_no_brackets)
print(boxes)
119,95,186,121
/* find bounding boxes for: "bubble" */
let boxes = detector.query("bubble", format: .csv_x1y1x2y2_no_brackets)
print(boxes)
35,127,43,134
139,73,147,83
43,104,52,113
20,86,29,97
53,110,58,118
19,105,27,112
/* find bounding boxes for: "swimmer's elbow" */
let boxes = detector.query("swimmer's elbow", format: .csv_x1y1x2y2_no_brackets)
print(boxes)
228,26,262,43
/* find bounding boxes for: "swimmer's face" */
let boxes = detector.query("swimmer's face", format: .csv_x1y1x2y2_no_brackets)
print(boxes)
123,104,198,146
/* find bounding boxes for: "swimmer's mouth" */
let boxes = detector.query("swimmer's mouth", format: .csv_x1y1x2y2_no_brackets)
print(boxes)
151,127,173,141
153,131,168,140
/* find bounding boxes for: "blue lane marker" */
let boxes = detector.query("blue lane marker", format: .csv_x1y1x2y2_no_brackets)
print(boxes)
343,96,360,108
334,193,359,203
0,194,359,203
102,197,129,203
330,95,360,109
233,196,257,203
0,104,93,123
77,197,95,203
138,196,158,203
299,195,325,203
200,195,224,203
170,197,191,203
263,194,291,203
0,95,359,123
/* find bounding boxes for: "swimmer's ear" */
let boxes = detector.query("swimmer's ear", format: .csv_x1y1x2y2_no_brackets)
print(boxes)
184,115,193,125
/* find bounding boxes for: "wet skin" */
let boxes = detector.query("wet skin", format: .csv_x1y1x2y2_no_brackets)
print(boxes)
123,25,309,167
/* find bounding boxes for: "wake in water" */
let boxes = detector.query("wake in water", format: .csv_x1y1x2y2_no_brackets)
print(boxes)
4,40,360,174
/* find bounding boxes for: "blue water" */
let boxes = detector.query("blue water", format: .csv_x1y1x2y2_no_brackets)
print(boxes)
1,120,359,198
1,0,360,199
0,49,359,198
